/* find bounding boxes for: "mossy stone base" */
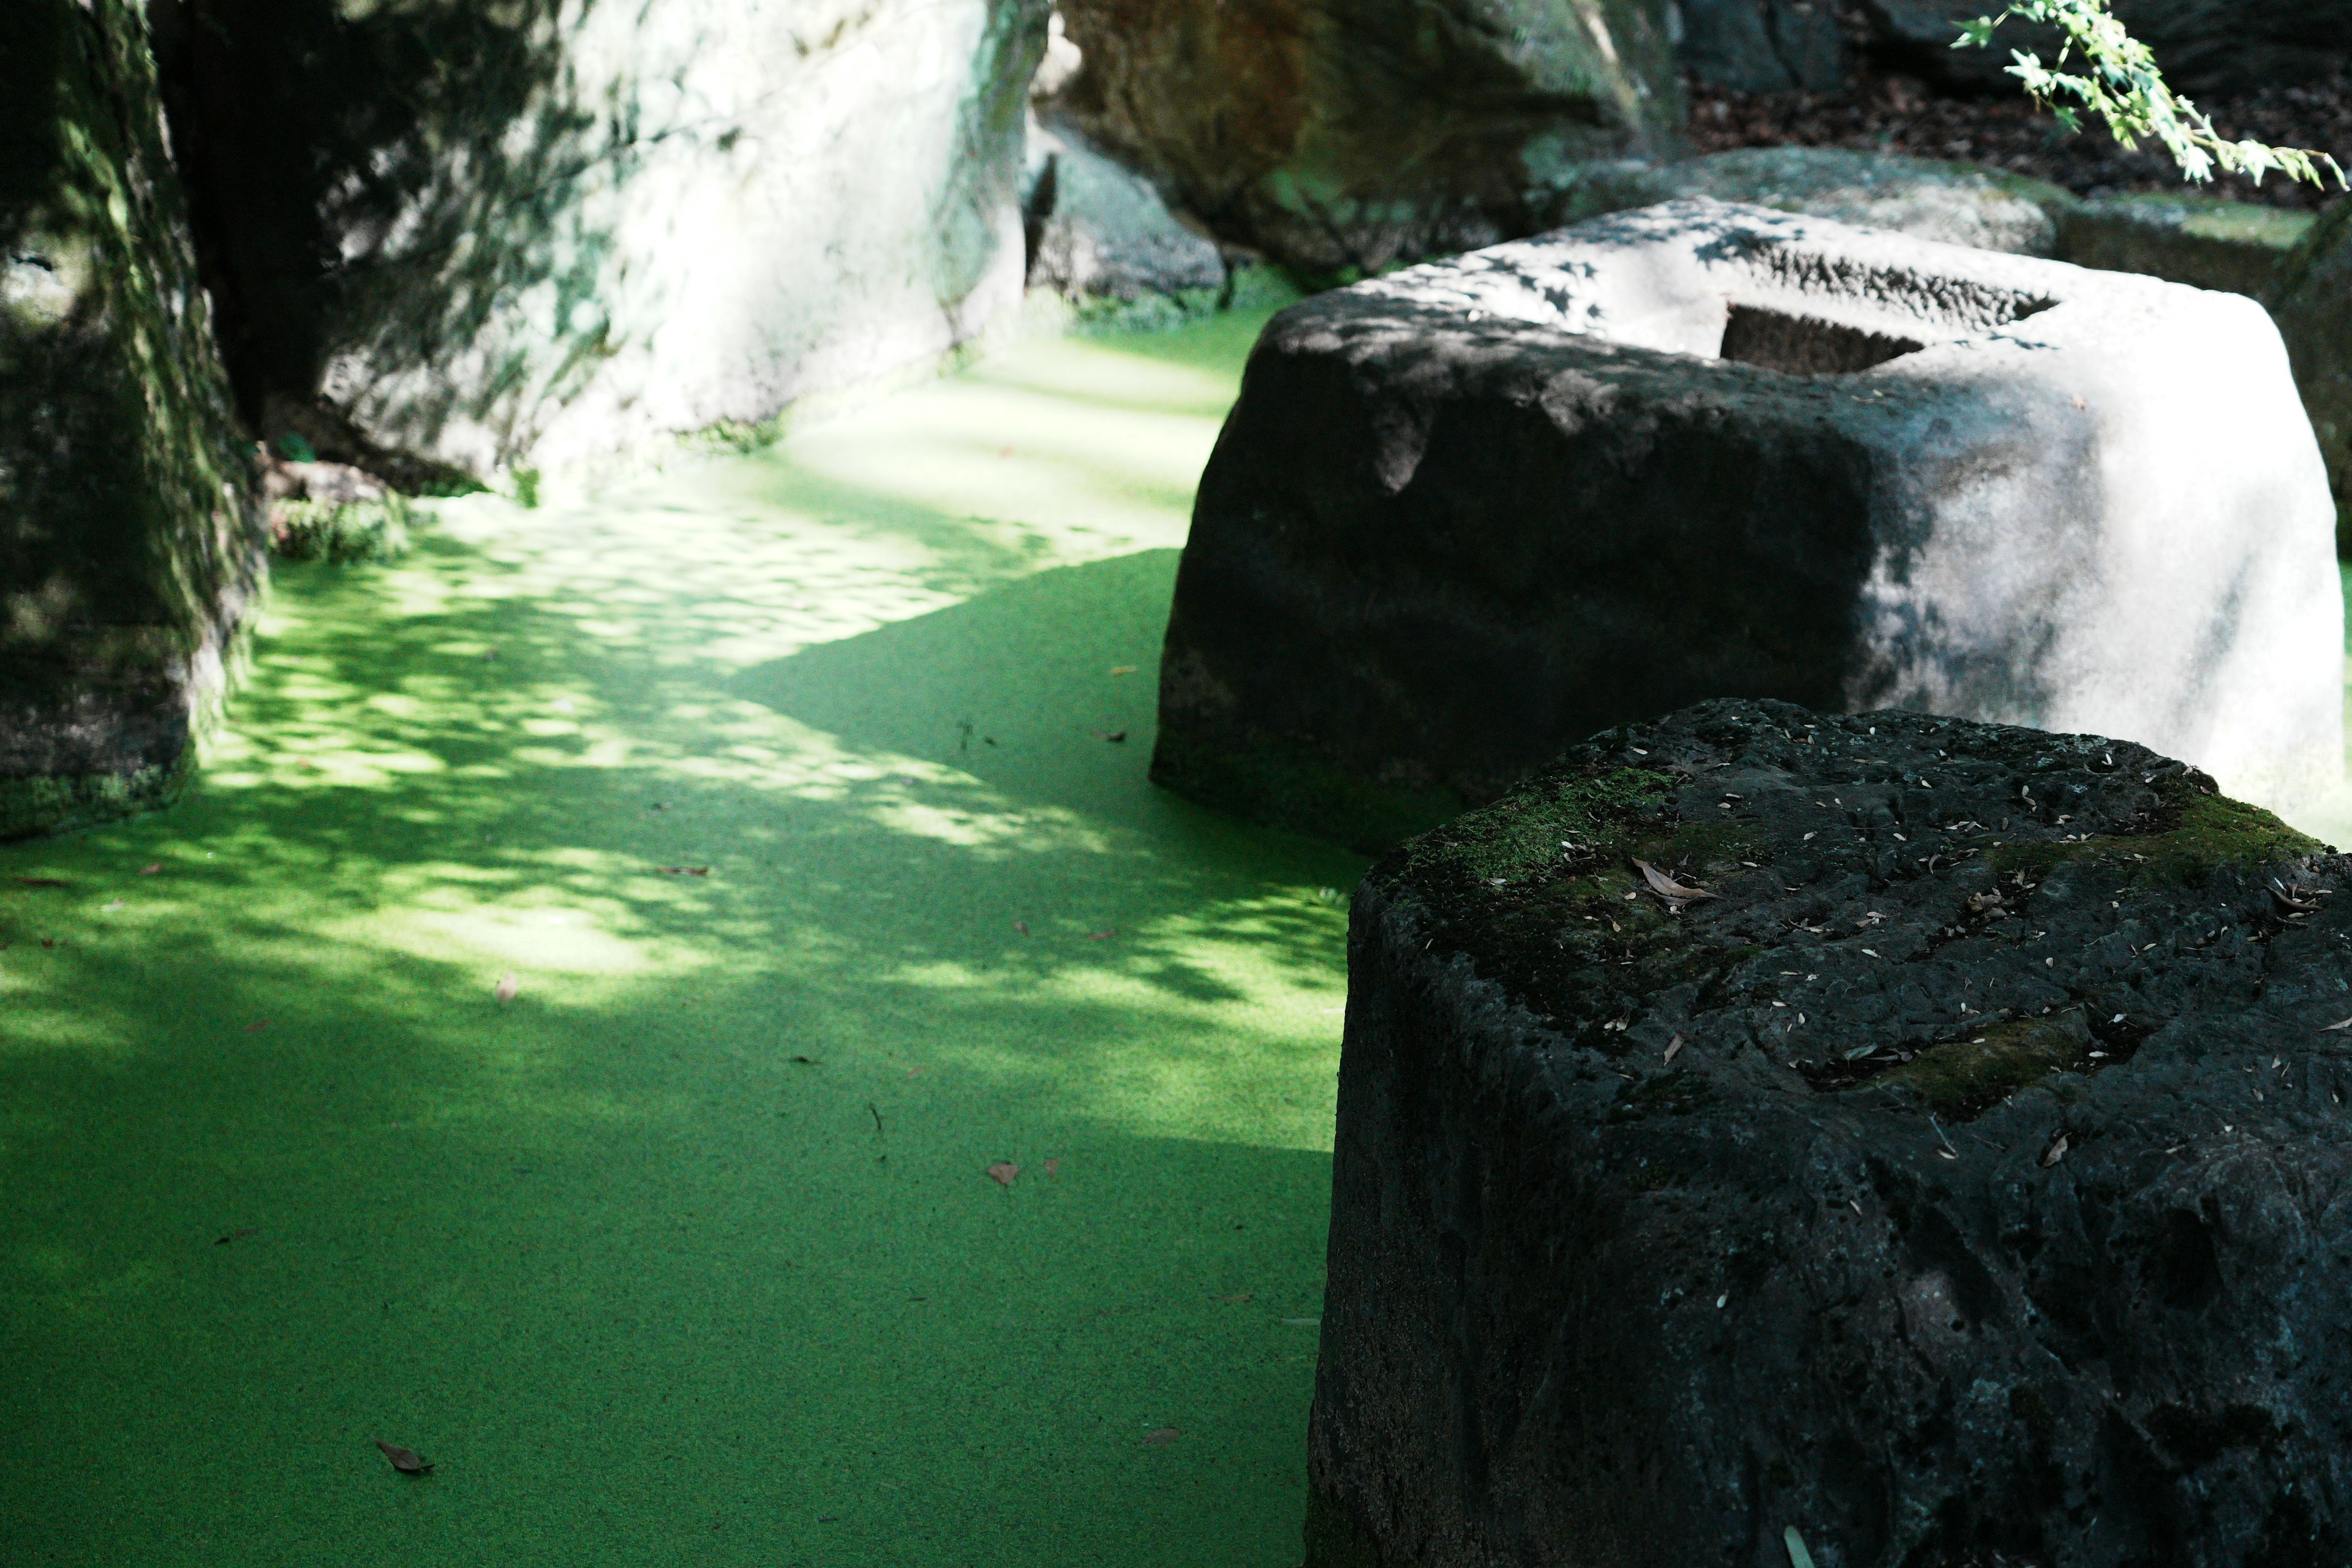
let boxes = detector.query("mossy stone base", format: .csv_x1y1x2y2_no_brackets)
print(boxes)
1311,698,2352,1564
0,753,195,843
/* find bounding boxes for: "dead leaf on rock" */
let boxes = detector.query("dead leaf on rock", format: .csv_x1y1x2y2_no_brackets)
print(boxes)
1664,1034,1684,1065
1144,1428,1180,1447
986,1161,1019,1188
2324,1016,2352,1033
1632,859,1717,902
375,1439,432,1476
2041,1134,2071,1168
494,973,519,1005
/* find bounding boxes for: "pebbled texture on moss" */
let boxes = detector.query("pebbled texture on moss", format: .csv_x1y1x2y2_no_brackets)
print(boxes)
1311,698,2352,1566
0,0,265,840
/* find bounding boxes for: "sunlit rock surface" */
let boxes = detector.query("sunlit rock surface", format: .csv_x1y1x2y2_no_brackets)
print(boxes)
150,0,1050,478
1311,698,2352,1567
1047,0,1684,279
0,0,265,839
1155,200,2341,852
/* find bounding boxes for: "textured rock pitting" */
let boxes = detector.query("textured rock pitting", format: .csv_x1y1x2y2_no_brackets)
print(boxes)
1311,698,2352,1567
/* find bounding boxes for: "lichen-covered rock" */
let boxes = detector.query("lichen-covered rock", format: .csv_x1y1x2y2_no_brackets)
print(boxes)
149,0,1050,478
1047,0,1684,279
2056,192,2314,301
2271,201,2352,556
1311,698,2352,1567
0,0,265,840
1563,148,2076,256
1155,201,2340,853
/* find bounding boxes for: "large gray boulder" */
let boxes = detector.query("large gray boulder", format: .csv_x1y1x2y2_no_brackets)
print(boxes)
1046,0,1685,279
1311,698,2352,1567
1,0,265,840
149,0,1050,479
2271,203,2352,556
1153,201,2340,853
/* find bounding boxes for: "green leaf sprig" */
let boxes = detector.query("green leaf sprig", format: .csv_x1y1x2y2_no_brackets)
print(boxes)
1958,1,2346,190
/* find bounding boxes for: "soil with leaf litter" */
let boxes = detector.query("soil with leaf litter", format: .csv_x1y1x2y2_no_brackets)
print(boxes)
1307,698,2352,1565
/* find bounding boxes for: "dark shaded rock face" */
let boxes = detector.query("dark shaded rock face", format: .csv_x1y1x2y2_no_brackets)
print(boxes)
2272,203,2352,556
1047,0,1684,279
0,0,265,839
1153,202,2339,854
1678,0,1849,94
1310,698,2352,1568
149,0,1049,479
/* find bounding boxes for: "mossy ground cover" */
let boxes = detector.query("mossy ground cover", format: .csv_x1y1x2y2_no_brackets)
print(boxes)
0,309,1365,1567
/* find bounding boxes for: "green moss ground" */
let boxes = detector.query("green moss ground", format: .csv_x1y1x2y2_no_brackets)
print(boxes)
0,308,1366,1567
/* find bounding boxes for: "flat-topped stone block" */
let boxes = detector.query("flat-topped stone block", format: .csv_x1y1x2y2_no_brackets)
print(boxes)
1310,698,2352,1566
1153,199,2340,852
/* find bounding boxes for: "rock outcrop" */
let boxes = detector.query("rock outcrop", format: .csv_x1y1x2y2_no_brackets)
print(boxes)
149,0,1051,479
1311,698,2352,1567
1153,202,2340,853
1047,0,1684,279
2057,193,2315,302
1,0,265,839
2271,202,2352,556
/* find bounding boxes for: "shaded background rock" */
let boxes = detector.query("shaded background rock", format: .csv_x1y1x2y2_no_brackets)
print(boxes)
1312,698,2352,1567
1024,120,1234,316
1563,145,2074,254
1676,0,1849,94
2273,203,2352,558
1154,203,2339,854
0,0,265,840
1046,0,1685,279
148,0,1051,480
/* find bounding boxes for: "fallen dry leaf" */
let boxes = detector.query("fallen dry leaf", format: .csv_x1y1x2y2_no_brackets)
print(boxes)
16,877,68,889
657,866,711,877
1632,859,1718,902
1012,921,1030,935
1102,731,1128,744
375,1439,433,1476
139,864,162,876
986,1161,1019,1188
244,1019,270,1033
1144,1428,1180,1447
494,973,519,1005
1044,1157,1060,1176
790,1055,822,1066
2324,1016,2352,1033
1664,1033,1684,1065
1109,666,1137,677
214,1227,258,1246
1087,929,1117,941
2041,1134,2071,1169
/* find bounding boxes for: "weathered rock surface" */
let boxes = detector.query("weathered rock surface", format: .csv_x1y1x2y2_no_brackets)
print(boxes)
1,0,265,839
2270,202,2352,556
1566,147,2075,255
149,0,1050,478
1677,0,1848,93
1310,698,2352,1567
1154,201,2340,853
1047,0,1684,279
1025,117,1231,312
2056,193,2314,301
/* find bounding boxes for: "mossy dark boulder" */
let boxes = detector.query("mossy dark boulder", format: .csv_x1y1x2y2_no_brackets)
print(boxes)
1,0,265,840
1311,698,2352,1567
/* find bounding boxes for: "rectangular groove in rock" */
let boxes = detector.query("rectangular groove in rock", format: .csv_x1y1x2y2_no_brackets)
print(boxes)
1716,302,1923,373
